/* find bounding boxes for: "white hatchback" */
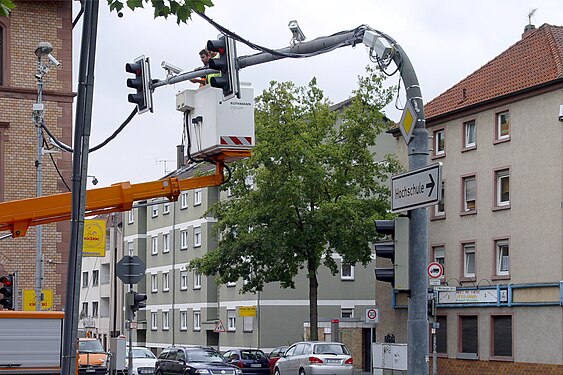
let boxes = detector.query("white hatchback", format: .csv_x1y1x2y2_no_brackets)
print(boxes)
274,342,353,375
127,346,157,375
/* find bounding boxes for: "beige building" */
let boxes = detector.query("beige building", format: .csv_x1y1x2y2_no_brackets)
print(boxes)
382,23,563,375
0,1,73,310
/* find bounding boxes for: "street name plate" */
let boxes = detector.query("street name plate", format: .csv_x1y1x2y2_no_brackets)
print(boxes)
391,163,442,213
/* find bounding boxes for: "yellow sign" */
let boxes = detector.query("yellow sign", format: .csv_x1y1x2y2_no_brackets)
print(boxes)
239,306,256,317
399,99,418,145
83,219,106,257
23,289,53,311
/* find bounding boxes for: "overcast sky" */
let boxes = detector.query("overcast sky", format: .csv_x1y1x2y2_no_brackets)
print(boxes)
71,0,563,188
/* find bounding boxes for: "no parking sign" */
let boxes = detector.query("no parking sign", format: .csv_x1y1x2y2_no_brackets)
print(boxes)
365,307,379,323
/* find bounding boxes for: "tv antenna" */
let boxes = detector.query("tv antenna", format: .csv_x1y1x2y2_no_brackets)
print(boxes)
156,158,175,175
527,8,537,25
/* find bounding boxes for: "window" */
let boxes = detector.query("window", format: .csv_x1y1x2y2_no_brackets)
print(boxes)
462,176,476,212
227,309,236,331
92,270,99,286
151,312,157,330
180,192,188,209
128,210,134,224
151,274,158,292
127,241,134,256
464,120,476,148
163,233,170,253
495,240,509,276
151,236,158,255
341,264,354,280
193,226,202,247
243,316,253,332
193,271,202,289
180,311,188,330
434,129,445,156
463,243,475,278
460,316,478,357
496,111,509,140
163,272,170,292
433,246,445,272
180,230,188,250
162,311,169,330
492,315,512,357
92,301,99,318
180,271,188,290
193,311,201,331
81,302,88,317
341,308,354,318
436,316,447,354
163,202,170,214
82,271,89,287
434,181,445,218
495,169,510,207
151,205,158,217
194,189,202,206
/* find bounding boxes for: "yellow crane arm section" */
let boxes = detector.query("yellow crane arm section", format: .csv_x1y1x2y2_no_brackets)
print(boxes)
0,150,249,238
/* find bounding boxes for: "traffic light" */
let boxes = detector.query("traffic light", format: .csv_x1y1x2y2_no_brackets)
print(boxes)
0,274,14,310
125,55,153,114
374,216,409,290
127,291,147,314
207,35,240,100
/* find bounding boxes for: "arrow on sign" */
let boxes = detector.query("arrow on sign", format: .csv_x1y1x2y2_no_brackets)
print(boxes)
425,173,435,197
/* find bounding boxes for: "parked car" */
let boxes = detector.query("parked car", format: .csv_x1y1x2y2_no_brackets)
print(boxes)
274,342,353,375
224,348,270,375
268,346,289,374
127,346,158,375
77,338,109,375
155,345,243,375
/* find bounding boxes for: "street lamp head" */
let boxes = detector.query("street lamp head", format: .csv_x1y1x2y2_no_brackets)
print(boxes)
35,42,53,57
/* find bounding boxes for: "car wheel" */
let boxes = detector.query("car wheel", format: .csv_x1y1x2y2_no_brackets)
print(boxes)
155,371,164,375
299,369,306,375
274,368,281,375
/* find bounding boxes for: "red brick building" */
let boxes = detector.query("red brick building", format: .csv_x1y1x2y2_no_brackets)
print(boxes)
0,0,73,310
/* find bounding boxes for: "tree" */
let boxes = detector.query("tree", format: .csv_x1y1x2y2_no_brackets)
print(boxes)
0,0,214,22
190,66,401,340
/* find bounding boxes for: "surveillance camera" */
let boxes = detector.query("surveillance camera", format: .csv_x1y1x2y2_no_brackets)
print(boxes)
47,53,61,67
161,61,183,75
288,20,306,43
92,177,98,185
559,105,563,122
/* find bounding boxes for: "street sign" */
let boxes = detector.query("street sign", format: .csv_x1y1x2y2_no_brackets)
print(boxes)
391,163,442,213
427,262,443,279
365,307,379,323
429,278,441,286
239,306,256,317
214,319,226,332
434,286,456,292
116,255,146,284
398,99,418,145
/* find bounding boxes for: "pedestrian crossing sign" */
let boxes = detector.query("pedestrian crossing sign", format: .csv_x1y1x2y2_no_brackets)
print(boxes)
214,319,226,332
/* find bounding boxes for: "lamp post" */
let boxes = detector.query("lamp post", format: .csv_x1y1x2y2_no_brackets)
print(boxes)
33,41,60,311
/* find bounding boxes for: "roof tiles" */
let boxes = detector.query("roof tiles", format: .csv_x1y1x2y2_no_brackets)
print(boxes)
425,24,563,119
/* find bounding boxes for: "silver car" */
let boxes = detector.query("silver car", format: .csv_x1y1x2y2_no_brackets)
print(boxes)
274,342,353,375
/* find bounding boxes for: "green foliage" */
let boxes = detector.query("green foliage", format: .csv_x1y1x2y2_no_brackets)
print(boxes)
0,0,15,17
190,66,402,294
107,0,214,24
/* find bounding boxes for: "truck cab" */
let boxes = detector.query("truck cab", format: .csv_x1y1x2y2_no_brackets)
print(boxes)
78,338,109,374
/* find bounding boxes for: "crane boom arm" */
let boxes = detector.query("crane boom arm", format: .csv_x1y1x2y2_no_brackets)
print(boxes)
0,150,248,238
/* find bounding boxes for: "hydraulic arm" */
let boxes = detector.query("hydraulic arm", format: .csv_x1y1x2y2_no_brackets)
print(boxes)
0,150,249,238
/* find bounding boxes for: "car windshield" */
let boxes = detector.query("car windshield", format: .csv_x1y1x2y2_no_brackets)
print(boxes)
187,349,225,363
313,344,349,355
79,340,105,353
130,348,156,359
240,350,266,360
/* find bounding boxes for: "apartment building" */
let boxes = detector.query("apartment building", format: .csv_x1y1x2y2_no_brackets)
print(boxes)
0,0,73,309
387,23,563,375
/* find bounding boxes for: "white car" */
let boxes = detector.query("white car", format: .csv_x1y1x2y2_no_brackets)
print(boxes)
274,342,353,375
126,346,157,375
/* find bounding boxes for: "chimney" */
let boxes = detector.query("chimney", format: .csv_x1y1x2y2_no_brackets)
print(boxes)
177,145,185,169
522,24,536,38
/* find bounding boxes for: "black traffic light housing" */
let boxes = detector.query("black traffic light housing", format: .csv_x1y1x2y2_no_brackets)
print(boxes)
127,290,147,315
207,35,240,100
374,216,409,290
0,274,14,310
125,55,153,114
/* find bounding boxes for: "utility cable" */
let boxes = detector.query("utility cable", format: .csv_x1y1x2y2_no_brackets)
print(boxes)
42,134,71,191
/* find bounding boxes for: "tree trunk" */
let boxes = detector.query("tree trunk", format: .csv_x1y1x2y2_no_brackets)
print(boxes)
308,271,319,341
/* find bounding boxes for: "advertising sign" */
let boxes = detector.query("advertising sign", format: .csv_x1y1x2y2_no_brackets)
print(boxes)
83,219,106,257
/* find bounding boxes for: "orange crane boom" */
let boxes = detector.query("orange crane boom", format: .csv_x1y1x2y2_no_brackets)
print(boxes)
0,150,249,238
